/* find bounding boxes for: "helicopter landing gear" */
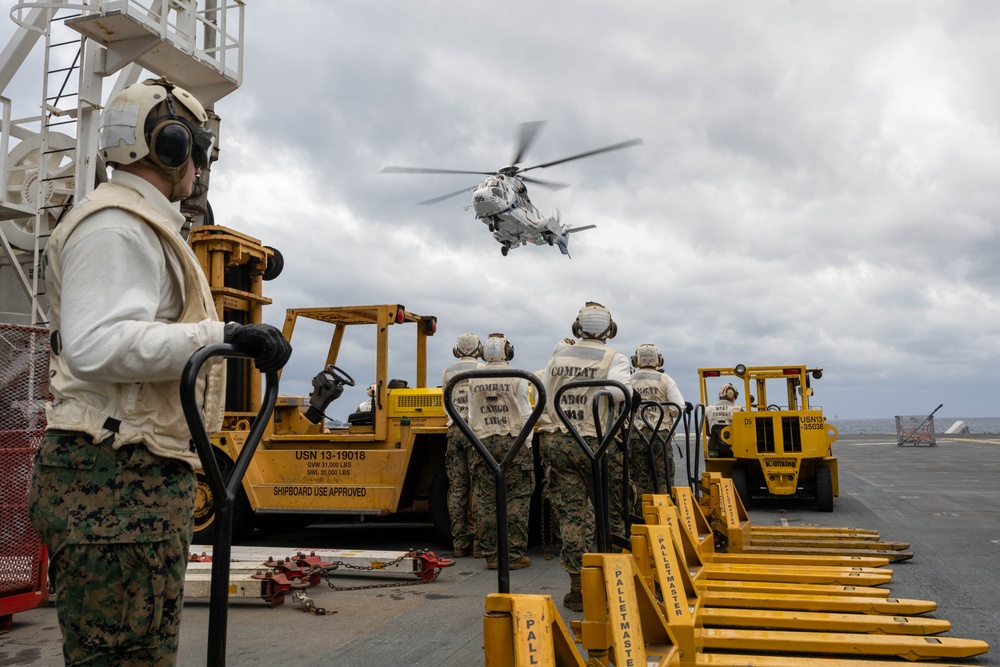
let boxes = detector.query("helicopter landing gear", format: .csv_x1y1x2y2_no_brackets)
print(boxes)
488,223,495,232
501,245,509,256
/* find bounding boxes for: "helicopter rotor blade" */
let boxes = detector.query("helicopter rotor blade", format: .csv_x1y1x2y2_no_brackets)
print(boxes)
511,121,546,166
417,185,478,206
381,166,495,176
520,138,643,172
520,176,570,190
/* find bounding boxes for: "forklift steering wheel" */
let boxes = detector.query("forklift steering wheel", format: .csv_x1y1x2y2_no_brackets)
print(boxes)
326,365,356,387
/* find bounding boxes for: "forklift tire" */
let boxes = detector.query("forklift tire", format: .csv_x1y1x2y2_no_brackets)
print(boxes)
730,466,751,508
815,464,834,512
193,450,255,544
262,246,284,281
430,467,453,547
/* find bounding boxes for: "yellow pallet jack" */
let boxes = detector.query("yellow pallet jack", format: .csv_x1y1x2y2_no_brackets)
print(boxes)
631,509,946,636
484,550,988,666
478,388,990,666
669,485,895,569
694,472,914,561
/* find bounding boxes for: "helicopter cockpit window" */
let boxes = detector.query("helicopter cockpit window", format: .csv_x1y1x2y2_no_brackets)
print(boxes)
486,178,505,197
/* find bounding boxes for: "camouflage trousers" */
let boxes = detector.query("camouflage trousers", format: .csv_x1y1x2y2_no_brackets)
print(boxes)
539,431,629,573
28,430,196,667
445,424,477,551
469,434,534,561
628,429,674,516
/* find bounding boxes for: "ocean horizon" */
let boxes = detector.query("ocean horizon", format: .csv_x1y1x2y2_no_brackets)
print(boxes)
828,416,1000,435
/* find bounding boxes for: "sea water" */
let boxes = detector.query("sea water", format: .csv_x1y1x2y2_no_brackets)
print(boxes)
828,417,1000,435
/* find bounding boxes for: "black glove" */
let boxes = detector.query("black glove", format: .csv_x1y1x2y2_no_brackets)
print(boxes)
224,322,292,373
631,389,643,409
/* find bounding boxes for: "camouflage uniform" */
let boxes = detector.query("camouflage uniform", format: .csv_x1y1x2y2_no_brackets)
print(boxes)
29,432,196,666
628,428,672,514
442,356,481,552
541,431,626,572
470,434,534,561
445,423,476,552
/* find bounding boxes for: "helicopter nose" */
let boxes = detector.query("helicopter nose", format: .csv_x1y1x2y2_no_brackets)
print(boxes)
472,185,504,216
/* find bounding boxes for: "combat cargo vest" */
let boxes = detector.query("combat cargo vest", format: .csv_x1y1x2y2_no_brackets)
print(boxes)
532,368,557,433
705,399,741,429
631,369,672,431
442,358,480,425
468,367,525,438
544,339,616,438
44,181,225,469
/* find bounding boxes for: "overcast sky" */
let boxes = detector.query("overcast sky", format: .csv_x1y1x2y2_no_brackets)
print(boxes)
3,1,999,420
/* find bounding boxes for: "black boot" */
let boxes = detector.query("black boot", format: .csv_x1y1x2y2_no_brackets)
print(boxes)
563,572,583,611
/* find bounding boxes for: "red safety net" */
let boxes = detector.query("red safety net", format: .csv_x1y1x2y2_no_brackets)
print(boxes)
0,324,50,609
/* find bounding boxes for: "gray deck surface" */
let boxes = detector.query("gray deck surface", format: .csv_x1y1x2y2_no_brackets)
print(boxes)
2,433,997,666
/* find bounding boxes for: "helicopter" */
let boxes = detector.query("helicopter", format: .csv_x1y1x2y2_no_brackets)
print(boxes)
381,122,641,257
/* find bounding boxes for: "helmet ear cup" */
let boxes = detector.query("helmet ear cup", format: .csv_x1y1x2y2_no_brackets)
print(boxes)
147,119,192,170
504,340,514,361
571,319,583,338
607,319,617,339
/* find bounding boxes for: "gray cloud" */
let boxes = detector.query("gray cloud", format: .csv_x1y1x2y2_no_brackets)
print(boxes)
2,1,997,419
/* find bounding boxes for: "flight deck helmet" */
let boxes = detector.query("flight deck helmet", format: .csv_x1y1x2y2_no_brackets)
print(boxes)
719,383,739,401
572,301,617,341
482,333,514,363
453,333,482,359
632,343,663,370
552,337,575,356
99,78,215,200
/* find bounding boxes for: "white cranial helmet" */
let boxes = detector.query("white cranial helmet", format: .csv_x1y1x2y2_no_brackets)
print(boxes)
98,78,215,201
632,343,662,369
573,301,617,340
99,79,212,166
719,383,739,401
453,333,482,358
482,332,514,362
552,337,575,356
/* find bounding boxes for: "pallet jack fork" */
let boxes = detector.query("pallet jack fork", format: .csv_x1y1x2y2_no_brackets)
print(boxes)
579,552,986,665
695,472,914,561
641,499,896,588
630,512,949,635
666,487,894,569
482,550,987,666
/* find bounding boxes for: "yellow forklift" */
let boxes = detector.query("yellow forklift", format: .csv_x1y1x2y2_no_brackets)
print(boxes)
188,226,450,543
697,365,838,511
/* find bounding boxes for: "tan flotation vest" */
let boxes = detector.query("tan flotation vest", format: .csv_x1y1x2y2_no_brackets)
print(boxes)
631,369,672,431
544,339,616,438
44,181,224,469
468,368,525,438
442,358,481,425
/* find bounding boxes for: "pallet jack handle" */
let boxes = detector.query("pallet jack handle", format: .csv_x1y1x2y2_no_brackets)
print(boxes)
553,380,632,553
443,369,545,595
180,344,280,667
